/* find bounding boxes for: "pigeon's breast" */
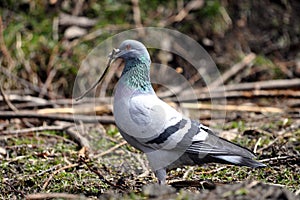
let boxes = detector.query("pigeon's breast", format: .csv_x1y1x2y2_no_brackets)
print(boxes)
113,80,181,140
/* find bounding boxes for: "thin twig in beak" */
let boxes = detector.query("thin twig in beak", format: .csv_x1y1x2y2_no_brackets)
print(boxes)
75,48,118,101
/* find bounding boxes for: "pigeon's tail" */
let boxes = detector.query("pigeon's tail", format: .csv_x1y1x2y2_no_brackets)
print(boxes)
210,155,266,168
186,126,266,168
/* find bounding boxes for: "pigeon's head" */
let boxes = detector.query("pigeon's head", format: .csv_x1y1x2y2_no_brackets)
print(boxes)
112,40,150,63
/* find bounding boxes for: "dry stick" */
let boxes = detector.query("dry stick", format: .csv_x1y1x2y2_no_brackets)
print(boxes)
72,0,85,16
157,49,255,99
0,129,77,146
208,53,256,89
2,125,71,135
0,16,15,69
0,86,33,127
93,140,127,159
42,163,79,190
99,58,123,98
81,158,125,190
177,78,300,102
159,0,204,26
0,86,18,112
0,67,56,98
131,0,145,37
165,89,300,101
75,48,117,101
0,111,115,124
220,78,300,91
253,137,262,154
181,103,284,113
3,181,25,198
65,126,90,148
37,105,112,115
259,156,292,163
26,193,88,200
256,137,279,154
39,43,59,99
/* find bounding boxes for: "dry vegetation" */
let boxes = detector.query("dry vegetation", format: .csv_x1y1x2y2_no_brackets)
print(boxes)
0,0,299,199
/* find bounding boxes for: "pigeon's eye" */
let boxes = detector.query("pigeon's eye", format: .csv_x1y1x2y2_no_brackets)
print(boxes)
126,44,131,50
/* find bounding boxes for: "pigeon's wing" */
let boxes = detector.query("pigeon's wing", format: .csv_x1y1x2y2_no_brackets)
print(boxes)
185,124,266,168
122,94,204,171
127,94,188,149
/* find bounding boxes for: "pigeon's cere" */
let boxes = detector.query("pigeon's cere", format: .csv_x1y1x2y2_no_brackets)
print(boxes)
112,40,266,184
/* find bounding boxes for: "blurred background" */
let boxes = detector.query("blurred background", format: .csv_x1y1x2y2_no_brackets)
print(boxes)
1,0,299,98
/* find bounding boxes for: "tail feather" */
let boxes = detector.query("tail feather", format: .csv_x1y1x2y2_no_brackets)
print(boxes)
211,155,266,168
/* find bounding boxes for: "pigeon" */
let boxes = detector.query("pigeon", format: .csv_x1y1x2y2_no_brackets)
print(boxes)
112,40,266,184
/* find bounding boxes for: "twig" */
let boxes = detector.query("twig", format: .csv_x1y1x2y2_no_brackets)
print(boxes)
65,126,90,148
2,181,25,198
0,67,58,98
164,89,300,102
201,166,227,174
81,158,125,190
75,48,117,101
219,78,300,91
16,32,36,83
181,103,284,113
131,0,145,37
0,86,18,112
0,16,15,69
72,0,85,16
175,79,300,101
253,137,262,154
59,13,97,27
259,156,291,163
2,125,71,135
159,0,204,26
99,57,123,98
0,111,115,124
42,163,79,190
208,53,256,89
26,193,88,200
0,86,33,127
183,166,195,179
93,140,127,159
36,164,62,176
256,137,279,154
39,43,59,99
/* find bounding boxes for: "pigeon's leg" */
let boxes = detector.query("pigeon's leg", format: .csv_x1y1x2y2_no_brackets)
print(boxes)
155,168,167,184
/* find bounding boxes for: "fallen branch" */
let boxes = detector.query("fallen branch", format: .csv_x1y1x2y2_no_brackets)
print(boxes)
175,79,300,101
42,163,79,190
0,86,33,127
26,193,89,200
0,67,58,98
59,13,97,27
181,103,284,113
80,157,125,190
93,140,127,159
0,16,15,69
217,78,300,92
0,111,115,124
159,0,204,26
1,124,88,147
165,89,300,101
2,125,71,135
259,156,292,163
208,53,256,88
65,126,90,148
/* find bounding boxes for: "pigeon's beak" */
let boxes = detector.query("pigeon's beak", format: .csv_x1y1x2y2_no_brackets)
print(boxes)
108,48,118,59
109,47,129,60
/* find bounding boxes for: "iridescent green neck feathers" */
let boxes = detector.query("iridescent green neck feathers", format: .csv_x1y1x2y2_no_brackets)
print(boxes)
121,57,153,93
